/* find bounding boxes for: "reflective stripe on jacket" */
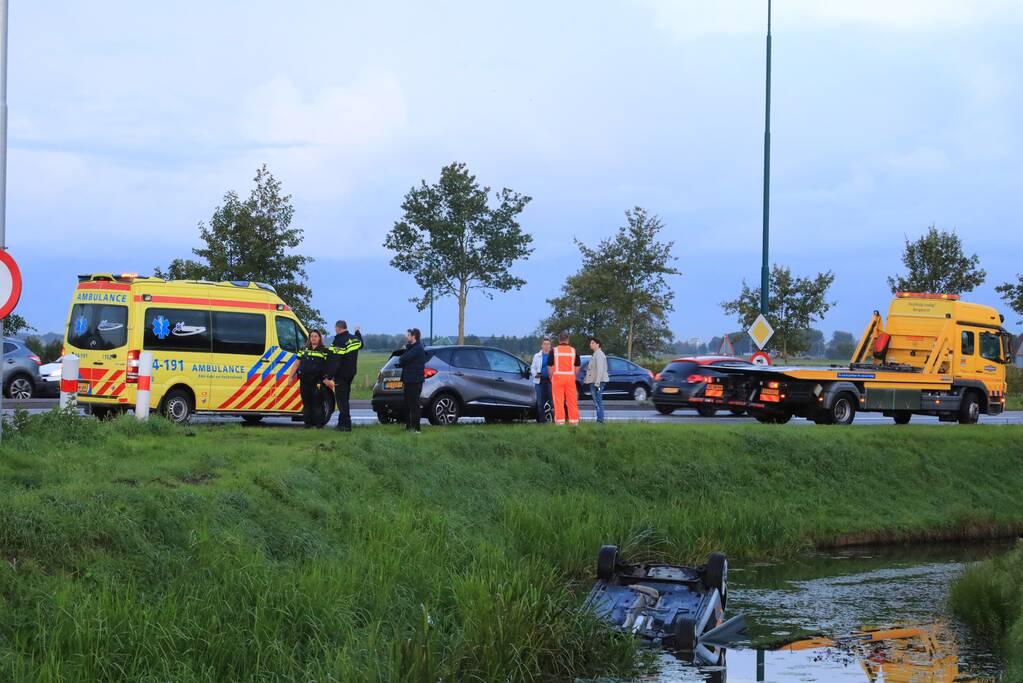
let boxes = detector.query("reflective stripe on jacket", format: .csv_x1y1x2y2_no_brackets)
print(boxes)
552,345,577,375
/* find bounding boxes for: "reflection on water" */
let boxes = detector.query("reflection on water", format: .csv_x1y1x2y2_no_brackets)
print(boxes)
637,543,1007,682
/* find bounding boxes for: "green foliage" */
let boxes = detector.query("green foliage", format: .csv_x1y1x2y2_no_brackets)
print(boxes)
543,208,679,359
996,273,1023,324
721,265,835,361
384,162,533,344
826,330,857,361
155,165,323,329
887,225,986,295
23,336,62,363
1,313,34,337
1006,365,1022,397
1,420,1023,679
949,543,1023,679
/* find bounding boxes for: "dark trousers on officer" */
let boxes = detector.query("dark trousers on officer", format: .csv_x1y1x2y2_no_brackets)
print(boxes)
300,378,324,428
403,381,423,431
334,376,353,431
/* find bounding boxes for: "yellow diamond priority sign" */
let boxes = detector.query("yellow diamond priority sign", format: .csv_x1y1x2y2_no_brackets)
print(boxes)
748,314,774,350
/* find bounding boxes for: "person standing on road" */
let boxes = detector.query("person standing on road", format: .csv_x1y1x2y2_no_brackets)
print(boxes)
324,320,363,432
530,338,553,423
393,328,427,432
584,337,609,424
548,332,581,425
295,330,329,428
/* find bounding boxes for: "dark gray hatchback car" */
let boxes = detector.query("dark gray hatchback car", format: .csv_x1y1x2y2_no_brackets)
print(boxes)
371,345,553,425
3,338,42,399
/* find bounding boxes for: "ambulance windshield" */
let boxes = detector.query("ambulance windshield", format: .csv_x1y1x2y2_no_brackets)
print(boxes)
67,304,128,351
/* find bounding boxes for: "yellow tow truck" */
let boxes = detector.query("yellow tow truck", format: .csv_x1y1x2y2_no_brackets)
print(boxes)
701,292,1013,425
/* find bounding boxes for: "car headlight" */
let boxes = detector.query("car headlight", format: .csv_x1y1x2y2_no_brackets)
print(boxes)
48,368,63,379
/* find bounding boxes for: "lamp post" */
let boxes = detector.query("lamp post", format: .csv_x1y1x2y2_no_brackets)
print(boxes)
0,0,9,443
760,0,772,315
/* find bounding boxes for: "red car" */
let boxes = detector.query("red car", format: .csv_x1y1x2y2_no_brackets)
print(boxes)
651,356,754,417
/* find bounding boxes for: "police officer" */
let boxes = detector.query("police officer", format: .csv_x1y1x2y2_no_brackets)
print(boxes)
324,320,362,432
295,330,329,428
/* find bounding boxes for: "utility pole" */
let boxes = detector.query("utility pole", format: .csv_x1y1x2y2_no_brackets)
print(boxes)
0,0,9,443
428,288,434,346
760,0,772,315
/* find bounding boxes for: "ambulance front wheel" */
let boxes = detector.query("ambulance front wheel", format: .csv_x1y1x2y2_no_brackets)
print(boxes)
161,389,194,424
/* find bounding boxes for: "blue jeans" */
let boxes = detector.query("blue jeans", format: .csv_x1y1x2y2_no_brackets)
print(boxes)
535,380,552,423
590,383,605,423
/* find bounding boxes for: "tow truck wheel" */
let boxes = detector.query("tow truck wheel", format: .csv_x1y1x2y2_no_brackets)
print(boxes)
655,404,675,415
827,393,857,426
893,412,912,425
696,405,718,418
705,552,728,608
597,545,619,581
959,391,981,425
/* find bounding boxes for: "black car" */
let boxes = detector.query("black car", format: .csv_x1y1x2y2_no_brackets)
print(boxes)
652,356,753,416
576,355,655,401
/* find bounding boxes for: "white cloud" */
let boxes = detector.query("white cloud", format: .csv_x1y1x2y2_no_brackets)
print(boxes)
640,0,1023,39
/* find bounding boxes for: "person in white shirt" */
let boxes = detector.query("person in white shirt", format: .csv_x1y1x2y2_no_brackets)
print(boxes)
529,338,553,423
584,337,610,423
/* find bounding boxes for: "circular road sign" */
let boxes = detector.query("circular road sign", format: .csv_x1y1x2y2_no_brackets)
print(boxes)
0,250,23,319
751,351,772,366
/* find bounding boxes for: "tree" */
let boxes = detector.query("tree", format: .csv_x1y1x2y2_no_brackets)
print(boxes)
155,165,323,328
2,314,34,337
25,336,62,363
721,265,835,361
542,207,680,359
798,328,826,358
887,225,986,295
826,330,857,360
996,274,1023,325
384,162,533,344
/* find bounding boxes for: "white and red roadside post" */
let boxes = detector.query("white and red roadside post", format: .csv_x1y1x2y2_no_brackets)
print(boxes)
135,352,154,420
59,354,79,411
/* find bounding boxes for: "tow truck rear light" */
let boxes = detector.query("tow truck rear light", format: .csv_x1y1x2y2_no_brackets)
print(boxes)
126,350,140,383
767,381,780,389
424,367,438,379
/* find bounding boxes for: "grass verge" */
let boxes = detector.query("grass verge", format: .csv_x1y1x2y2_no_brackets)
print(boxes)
949,543,1023,682
1,411,1023,680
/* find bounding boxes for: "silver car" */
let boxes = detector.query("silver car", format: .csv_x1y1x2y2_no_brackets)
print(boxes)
3,338,42,399
371,345,553,425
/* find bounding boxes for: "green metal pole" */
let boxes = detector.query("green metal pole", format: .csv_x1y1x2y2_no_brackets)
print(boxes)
760,0,772,315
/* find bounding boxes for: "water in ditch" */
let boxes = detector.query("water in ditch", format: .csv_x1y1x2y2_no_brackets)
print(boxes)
637,541,1008,682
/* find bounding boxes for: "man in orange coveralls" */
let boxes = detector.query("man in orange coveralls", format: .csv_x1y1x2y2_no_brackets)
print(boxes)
548,332,581,425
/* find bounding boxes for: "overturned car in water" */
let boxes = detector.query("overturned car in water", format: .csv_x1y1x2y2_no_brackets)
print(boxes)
583,545,745,661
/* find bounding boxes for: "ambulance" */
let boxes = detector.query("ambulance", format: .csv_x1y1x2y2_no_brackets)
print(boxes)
63,273,328,423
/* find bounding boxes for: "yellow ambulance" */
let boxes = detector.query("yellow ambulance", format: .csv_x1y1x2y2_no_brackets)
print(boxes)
63,273,326,423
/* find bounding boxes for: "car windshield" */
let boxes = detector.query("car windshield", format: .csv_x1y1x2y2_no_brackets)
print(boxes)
661,361,698,376
66,303,128,351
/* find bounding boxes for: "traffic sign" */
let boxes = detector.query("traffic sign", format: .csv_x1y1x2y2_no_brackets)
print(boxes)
0,250,22,319
747,313,775,350
751,351,772,366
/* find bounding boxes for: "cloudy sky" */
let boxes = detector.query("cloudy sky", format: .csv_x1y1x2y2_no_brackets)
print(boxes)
7,1,1023,340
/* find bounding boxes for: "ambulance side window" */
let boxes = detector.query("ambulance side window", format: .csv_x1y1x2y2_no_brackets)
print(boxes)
275,317,306,354
212,312,266,355
960,331,975,356
143,308,211,352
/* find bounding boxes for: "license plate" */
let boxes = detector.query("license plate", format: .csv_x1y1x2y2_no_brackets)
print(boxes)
385,380,403,390
705,385,723,398
78,381,91,394
661,387,680,394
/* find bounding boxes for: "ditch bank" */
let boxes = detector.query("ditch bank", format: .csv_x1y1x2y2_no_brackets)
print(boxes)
0,411,1021,680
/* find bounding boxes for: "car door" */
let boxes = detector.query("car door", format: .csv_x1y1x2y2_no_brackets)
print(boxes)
483,349,534,409
607,357,632,396
449,347,496,411
272,315,307,411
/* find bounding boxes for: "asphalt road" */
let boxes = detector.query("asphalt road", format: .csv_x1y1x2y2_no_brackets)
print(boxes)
6,398,1023,426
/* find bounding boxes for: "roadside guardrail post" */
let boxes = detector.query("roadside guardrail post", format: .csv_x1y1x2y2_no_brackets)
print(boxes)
59,354,79,411
135,351,154,420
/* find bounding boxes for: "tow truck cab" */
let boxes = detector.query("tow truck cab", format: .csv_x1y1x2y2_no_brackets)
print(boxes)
706,293,1013,425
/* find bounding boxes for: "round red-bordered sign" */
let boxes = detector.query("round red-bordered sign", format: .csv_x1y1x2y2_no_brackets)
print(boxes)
0,250,23,319
750,350,772,366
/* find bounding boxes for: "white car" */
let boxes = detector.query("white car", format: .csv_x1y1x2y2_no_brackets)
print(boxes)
37,357,63,397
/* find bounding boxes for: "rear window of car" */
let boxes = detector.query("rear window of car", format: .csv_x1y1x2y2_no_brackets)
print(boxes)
713,360,753,368
67,303,129,351
661,361,698,376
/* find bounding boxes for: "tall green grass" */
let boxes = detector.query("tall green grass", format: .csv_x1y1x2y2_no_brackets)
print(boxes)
949,543,1023,682
1,412,1023,680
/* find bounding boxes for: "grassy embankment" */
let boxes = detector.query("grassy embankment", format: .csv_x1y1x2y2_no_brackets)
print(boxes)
2,413,1023,681
950,543,1023,682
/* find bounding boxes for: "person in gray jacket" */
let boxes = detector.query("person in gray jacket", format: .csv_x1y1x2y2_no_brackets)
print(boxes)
584,337,610,423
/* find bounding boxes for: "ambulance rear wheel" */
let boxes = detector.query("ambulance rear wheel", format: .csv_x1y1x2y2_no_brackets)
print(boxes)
161,389,193,424
242,415,263,425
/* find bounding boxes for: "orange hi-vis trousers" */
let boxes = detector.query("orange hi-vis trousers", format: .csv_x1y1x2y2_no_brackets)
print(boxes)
551,374,579,425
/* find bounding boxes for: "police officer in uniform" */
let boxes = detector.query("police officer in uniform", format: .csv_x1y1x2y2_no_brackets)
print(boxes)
325,320,362,432
295,330,329,428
